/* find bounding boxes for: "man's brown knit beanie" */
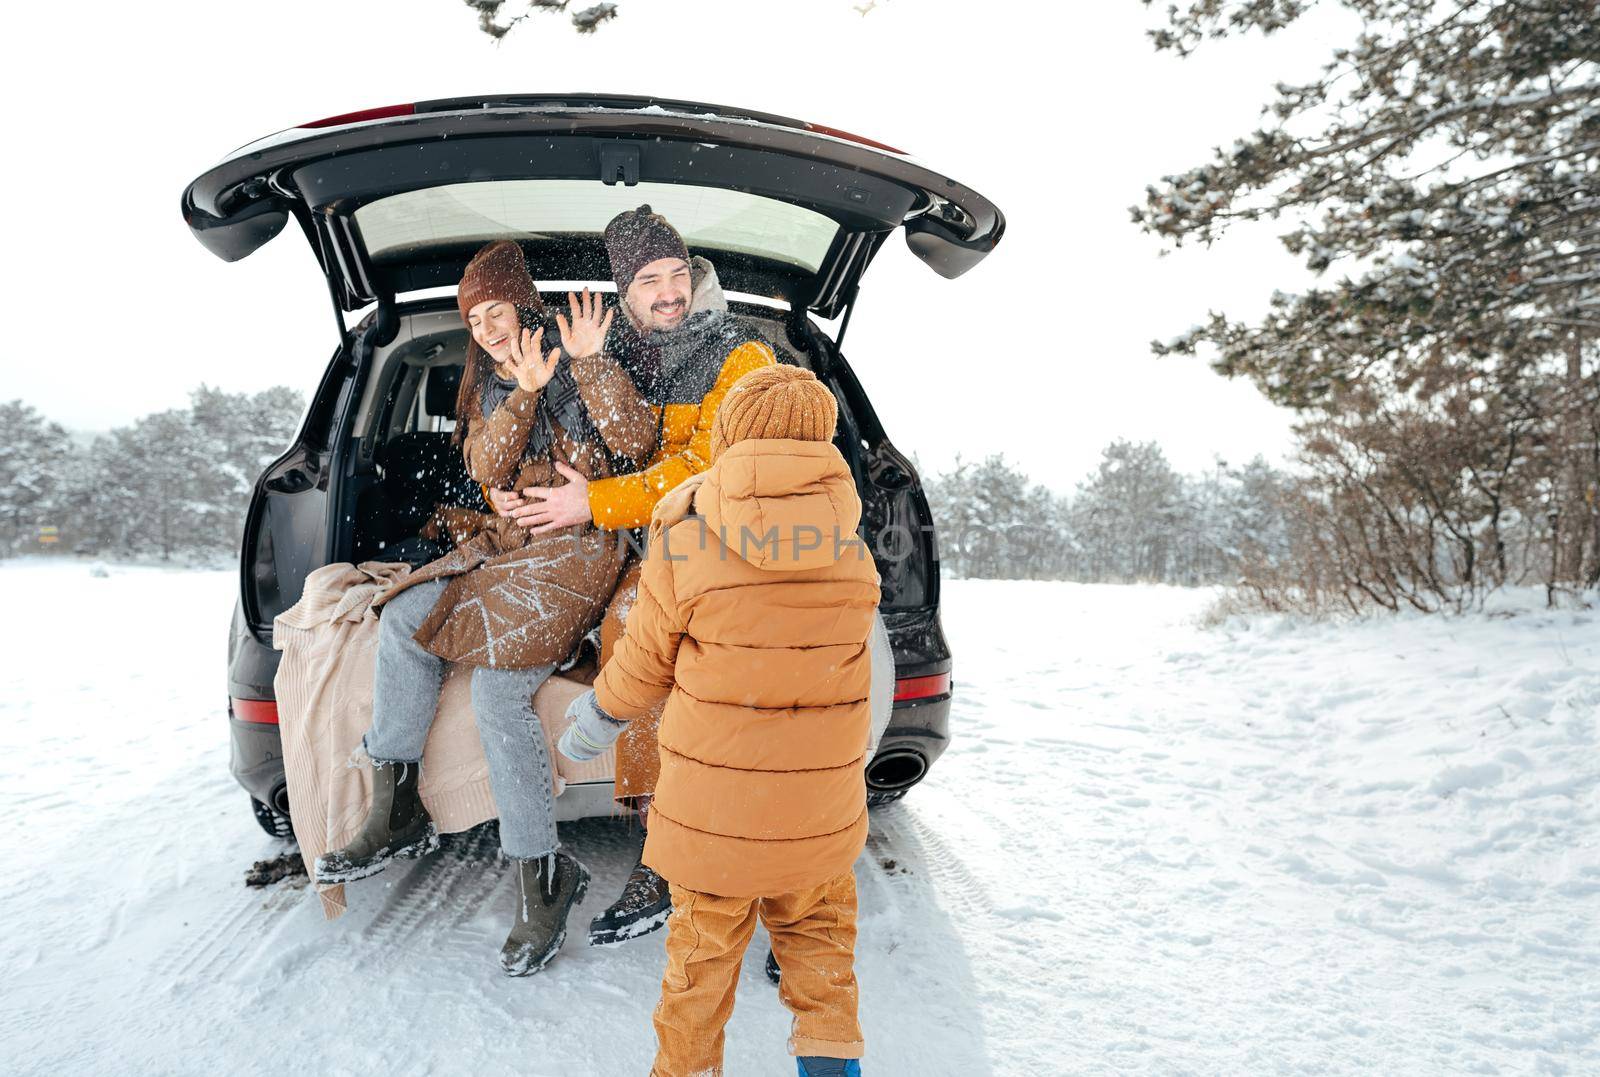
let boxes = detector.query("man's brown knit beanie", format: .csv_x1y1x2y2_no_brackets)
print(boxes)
457,239,545,324
709,365,838,461
604,205,690,295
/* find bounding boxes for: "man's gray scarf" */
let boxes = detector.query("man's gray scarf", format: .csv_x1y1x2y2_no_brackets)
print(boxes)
613,309,766,405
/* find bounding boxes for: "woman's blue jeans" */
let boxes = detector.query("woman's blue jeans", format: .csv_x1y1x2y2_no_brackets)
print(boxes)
363,578,559,859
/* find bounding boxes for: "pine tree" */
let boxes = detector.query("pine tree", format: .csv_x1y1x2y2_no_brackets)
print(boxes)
464,0,617,38
964,455,1035,579
82,411,208,561
1137,0,1600,606
1223,456,1293,571
68,386,305,562
924,455,980,578
1070,441,1186,583
0,401,77,556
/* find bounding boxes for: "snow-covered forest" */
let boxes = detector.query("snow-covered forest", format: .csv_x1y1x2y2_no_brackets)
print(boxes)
0,388,303,563
1137,0,1600,615
7,373,1590,619
2,388,1300,586
923,444,1290,587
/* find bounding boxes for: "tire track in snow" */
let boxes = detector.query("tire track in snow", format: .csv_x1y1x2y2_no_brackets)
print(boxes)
291,824,506,978
438,840,516,953
154,879,303,985
363,825,502,942
866,805,997,922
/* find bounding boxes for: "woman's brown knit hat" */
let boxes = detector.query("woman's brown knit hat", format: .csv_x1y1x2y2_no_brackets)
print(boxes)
457,239,545,324
709,364,838,461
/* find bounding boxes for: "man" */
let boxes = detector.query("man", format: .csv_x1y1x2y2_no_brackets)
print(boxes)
486,205,777,945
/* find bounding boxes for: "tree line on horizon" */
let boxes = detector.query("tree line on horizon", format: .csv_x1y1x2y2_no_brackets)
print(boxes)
922,438,1590,612
0,388,304,564
920,445,1293,590
3,383,1587,615
2,388,1295,586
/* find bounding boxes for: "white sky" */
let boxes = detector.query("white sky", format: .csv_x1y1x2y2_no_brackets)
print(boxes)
2,0,1357,491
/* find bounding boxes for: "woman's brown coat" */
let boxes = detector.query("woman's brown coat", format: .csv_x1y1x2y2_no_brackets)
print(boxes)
593,438,881,898
375,350,657,670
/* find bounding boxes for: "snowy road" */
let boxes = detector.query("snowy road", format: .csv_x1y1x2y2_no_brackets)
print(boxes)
4,560,1598,1074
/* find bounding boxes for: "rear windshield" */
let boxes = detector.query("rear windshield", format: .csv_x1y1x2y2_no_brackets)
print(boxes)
354,180,840,273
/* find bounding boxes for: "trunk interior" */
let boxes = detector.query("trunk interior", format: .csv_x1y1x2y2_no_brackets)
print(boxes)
329,299,939,617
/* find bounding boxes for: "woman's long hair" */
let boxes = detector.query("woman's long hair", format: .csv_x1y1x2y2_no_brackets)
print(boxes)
451,301,548,449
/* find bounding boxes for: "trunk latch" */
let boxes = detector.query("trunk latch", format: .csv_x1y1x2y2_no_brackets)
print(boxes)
598,143,640,186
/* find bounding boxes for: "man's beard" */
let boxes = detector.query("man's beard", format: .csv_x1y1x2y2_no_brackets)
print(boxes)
647,300,688,333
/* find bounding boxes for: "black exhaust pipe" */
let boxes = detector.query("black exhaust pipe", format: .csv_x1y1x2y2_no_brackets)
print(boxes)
269,782,292,817
866,749,928,792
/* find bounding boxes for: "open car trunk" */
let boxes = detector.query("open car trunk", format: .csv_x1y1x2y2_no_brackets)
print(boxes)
181,94,1004,324
188,95,1001,635
208,98,974,823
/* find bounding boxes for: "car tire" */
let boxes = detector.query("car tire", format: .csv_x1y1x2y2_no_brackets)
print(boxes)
866,788,908,809
250,796,294,840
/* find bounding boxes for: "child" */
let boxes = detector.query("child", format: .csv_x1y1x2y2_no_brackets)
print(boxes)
559,363,880,1077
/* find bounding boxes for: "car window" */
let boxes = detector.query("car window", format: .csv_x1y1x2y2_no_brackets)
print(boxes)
355,180,840,273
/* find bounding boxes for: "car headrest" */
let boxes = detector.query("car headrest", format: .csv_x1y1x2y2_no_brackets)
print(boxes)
424,364,464,420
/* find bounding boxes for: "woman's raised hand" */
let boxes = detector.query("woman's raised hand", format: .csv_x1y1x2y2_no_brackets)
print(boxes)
504,325,560,392
557,288,615,359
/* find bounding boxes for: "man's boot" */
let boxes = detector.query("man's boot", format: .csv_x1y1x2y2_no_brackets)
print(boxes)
501,850,591,976
587,857,672,946
314,761,438,885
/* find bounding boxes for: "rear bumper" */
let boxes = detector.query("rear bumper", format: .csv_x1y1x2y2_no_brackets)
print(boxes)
228,594,289,811
229,588,953,813
230,696,952,814
870,603,953,792
869,693,951,791
229,715,289,813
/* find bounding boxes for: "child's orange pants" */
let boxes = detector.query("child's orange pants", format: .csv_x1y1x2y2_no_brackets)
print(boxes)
649,870,863,1077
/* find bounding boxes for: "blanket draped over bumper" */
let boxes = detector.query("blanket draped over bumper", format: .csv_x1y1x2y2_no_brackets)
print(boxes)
272,560,616,920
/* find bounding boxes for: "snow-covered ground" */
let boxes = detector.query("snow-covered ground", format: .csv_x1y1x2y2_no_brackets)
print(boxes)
4,559,1598,1075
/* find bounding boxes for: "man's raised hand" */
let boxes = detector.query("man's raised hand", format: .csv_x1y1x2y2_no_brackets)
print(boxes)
556,288,615,360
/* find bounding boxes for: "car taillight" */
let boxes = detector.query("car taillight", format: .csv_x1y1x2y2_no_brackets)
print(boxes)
803,122,906,155
231,698,280,724
894,673,951,703
300,103,416,129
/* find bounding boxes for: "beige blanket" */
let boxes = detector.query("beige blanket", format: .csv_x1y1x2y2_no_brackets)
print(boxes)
272,561,615,919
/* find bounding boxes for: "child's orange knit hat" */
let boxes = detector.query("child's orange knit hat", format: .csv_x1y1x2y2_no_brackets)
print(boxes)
709,364,838,461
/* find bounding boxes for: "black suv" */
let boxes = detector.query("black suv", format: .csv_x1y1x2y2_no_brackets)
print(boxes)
181,95,1003,837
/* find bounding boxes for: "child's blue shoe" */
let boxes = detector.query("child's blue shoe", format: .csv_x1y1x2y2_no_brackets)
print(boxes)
797,1059,861,1077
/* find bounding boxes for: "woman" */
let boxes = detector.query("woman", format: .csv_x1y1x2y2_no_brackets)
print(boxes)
314,239,657,977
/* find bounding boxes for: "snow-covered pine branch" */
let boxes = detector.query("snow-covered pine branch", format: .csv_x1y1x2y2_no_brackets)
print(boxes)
1136,0,1600,608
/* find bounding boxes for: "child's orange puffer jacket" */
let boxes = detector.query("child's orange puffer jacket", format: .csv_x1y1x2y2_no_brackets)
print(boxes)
593,437,881,897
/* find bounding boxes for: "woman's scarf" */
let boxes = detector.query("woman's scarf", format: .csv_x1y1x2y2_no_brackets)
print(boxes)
480,343,597,461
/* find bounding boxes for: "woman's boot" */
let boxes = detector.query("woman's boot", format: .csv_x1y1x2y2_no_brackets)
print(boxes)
501,850,591,976
314,761,438,885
